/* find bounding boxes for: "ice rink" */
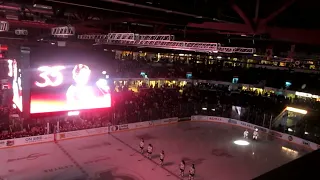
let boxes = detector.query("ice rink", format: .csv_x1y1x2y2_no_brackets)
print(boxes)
0,121,311,180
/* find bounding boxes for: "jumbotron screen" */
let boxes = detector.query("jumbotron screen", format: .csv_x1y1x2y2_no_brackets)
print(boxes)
11,59,23,111
30,64,111,114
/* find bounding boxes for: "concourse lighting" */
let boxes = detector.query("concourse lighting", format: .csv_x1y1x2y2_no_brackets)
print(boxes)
286,106,307,115
233,140,250,146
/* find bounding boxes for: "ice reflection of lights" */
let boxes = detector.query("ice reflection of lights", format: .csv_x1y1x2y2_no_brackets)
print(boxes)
234,140,250,146
281,146,298,158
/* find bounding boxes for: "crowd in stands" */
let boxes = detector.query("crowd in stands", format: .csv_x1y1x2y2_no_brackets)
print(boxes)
1,57,320,144
108,57,320,94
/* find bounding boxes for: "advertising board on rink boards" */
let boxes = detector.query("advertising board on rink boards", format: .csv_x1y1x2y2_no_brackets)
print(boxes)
0,118,179,148
57,127,109,140
1,116,319,150
0,134,54,149
148,117,179,127
128,121,149,130
23,134,54,144
191,115,320,150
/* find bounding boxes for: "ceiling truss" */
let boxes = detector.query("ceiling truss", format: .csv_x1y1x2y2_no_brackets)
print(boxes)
93,33,255,53
0,0,317,48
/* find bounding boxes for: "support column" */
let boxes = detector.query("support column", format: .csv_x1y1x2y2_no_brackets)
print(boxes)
20,46,31,119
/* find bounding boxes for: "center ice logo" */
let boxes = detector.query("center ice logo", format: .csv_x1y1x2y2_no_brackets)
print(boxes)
95,167,141,180
211,148,233,158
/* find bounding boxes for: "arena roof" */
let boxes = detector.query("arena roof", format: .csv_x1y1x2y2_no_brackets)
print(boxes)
0,0,320,51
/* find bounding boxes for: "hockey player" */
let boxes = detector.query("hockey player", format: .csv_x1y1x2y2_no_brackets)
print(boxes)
147,144,153,159
253,129,259,140
179,160,186,178
189,164,195,180
243,129,249,139
159,150,165,166
139,139,144,154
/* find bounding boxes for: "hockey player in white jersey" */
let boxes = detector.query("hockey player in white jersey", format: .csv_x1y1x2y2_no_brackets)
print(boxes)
253,129,259,140
147,144,153,159
189,164,195,180
179,160,186,178
243,129,249,139
159,150,165,166
139,139,144,154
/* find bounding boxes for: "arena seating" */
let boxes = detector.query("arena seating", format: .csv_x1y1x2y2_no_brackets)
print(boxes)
1,59,320,144
109,58,320,94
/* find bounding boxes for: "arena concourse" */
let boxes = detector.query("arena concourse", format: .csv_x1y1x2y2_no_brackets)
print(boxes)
1,0,320,180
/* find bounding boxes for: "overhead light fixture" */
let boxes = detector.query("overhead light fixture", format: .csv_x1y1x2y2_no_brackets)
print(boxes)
0,21,9,32
6,15,19,20
33,4,52,10
51,26,75,36
15,29,28,36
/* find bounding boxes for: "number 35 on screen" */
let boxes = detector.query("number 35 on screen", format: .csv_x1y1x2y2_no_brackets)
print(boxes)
35,66,65,87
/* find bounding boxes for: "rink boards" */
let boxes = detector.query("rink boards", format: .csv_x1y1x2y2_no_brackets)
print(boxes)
0,116,319,150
